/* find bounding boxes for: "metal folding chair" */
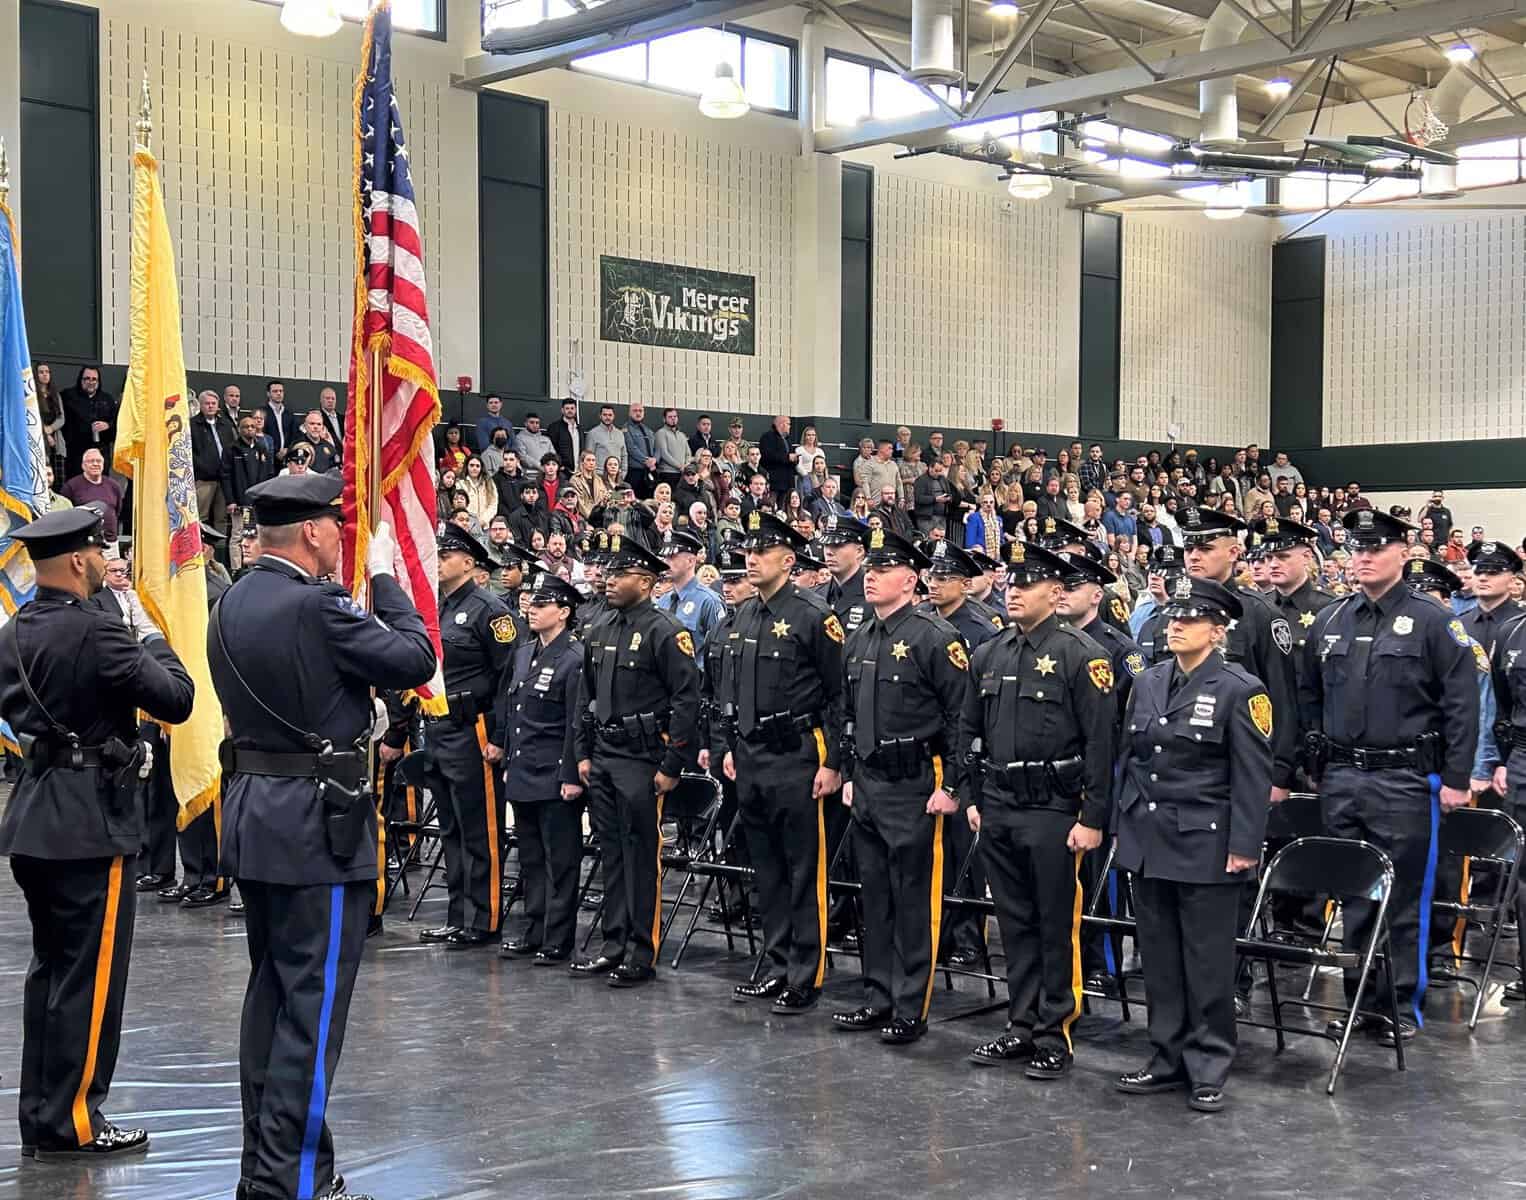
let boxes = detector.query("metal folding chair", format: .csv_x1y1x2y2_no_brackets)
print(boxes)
1080,839,1135,1022
1427,805,1525,1029
1241,836,1403,1095
661,772,758,962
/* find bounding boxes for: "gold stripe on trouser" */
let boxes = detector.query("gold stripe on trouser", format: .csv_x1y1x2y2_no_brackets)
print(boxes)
651,794,666,953
920,813,946,1020
72,857,124,1145
1059,851,1084,1051
932,754,944,792
212,785,224,892
1453,858,1471,958
812,725,829,989
374,771,387,917
475,717,502,931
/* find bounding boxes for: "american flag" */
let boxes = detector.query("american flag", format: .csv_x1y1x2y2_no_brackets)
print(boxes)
341,0,446,714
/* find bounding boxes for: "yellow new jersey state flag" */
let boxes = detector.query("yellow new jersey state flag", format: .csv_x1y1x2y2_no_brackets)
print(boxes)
113,146,222,829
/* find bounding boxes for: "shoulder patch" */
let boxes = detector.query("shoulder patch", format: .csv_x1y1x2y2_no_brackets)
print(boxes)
1271,618,1293,655
823,613,846,644
333,593,369,620
990,614,1005,629
1109,597,1128,624
947,640,969,671
1249,692,1273,739
1124,651,1145,678
490,614,518,644
1448,618,1471,647
1472,641,1490,674
1087,657,1113,692
675,629,696,658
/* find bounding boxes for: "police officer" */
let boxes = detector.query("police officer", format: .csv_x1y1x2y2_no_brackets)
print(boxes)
960,541,1115,1078
1246,536,1274,594
570,533,701,987
1255,516,1336,685
657,527,726,657
966,548,1007,625
493,572,585,964
820,514,871,635
1461,539,1524,658
1114,578,1272,1113
834,528,969,1044
210,474,435,1200
700,544,755,922
404,526,519,949
1038,517,1131,631
0,507,194,1161
576,533,610,631
921,540,1001,969
713,511,846,1012
1133,543,1186,657
1301,509,1479,1042
1486,571,1526,1001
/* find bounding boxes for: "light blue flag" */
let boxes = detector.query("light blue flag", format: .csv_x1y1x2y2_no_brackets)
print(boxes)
0,199,50,752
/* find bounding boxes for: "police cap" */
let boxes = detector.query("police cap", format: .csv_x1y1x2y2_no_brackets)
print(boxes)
12,507,105,560
818,514,869,547
604,531,667,576
925,540,982,579
1405,557,1464,598
1467,539,1523,575
1342,508,1413,547
1161,576,1242,624
1058,550,1117,589
1004,540,1069,586
865,526,931,571
527,571,582,609
1178,506,1247,543
244,473,344,527
438,525,495,567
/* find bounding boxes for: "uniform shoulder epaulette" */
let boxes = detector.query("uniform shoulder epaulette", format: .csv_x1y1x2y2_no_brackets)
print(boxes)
914,607,959,639
1058,621,1108,655
793,585,830,615
1220,660,1264,691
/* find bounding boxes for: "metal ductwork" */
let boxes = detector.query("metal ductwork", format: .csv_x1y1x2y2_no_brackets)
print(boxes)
906,0,959,84
482,0,693,54
1198,2,1248,147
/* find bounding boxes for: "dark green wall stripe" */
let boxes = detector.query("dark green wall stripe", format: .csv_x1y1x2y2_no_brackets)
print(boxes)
1078,211,1121,440
1269,236,1324,451
840,163,872,424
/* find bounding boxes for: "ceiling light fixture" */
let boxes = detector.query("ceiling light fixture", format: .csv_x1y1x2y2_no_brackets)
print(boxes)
1265,76,1292,99
1204,182,1246,219
989,0,1020,16
280,0,342,37
1445,41,1475,64
699,61,750,119
1007,169,1053,200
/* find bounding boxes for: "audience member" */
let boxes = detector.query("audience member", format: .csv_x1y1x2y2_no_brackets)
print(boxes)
513,412,554,468
190,390,235,529
549,397,580,469
476,394,514,452
60,364,119,478
624,402,658,499
587,405,627,482
654,407,690,493
61,449,126,550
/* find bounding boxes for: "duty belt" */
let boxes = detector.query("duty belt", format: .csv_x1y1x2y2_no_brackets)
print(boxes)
1325,742,1427,772
1496,721,1526,751
425,691,482,724
862,737,934,781
984,755,1084,805
30,743,106,770
739,711,822,745
230,748,367,783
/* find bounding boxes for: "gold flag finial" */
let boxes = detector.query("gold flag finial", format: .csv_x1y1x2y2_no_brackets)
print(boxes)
0,138,9,203
134,74,153,150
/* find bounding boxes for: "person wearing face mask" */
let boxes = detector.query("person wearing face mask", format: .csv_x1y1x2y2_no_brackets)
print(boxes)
0,507,194,1161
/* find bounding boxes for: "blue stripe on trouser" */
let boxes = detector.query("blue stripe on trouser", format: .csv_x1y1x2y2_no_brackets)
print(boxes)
1412,776,1442,1028
297,885,345,1200
1103,872,1118,974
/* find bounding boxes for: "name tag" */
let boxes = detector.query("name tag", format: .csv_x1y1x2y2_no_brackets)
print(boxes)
534,668,554,693
1190,694,1217,727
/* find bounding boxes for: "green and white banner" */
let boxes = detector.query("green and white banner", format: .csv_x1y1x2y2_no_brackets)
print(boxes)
599,255,755,356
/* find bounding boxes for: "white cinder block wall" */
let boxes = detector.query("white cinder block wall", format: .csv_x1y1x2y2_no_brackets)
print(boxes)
1119,211,1273,447
1367,490,1526,541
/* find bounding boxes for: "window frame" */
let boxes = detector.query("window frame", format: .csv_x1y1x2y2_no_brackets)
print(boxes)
252,0,446,40
570,23,799,119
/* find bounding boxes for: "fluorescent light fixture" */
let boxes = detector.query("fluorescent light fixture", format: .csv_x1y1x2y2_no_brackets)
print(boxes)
1007,169,1053,199
1265,76,1292,99
1204,182,1246,219
281,0,341,36
1445,41,1475,64
699,61,749,119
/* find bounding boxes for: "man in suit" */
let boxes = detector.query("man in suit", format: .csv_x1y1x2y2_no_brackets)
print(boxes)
548,398,581,471
258,380,299,465
315,387,345,457
190,391,235,530
759,414,796,508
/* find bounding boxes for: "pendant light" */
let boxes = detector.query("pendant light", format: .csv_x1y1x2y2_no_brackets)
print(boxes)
699,61,749,119
281,0,342,37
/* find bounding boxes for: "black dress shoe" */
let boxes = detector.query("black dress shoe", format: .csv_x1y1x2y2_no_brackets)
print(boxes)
443,929,497,949
322,1176,375,1200
135,873,173,893
1504,980,1526,1004
533,948,570,965
569,954,621,976
1325,1014,1381,1039
608,963,656,988
945,947,984,969
1085,972,1120,999
158,883,190,903
1025,1046,1072,1080
1188,1085,1226,1113
418,925,461,944
181,885,228,909
969,1033,1034,1066
833,1005,891,1031
1116,1069,1188,1095
1233,994,1250,1020
1374,1017,1418,1046
772,987,818,1014
366,914,384,939
34,1123,149,1161
879,1017,927,1045
501,937,540,958
733,976,786,1002
228,897,246,917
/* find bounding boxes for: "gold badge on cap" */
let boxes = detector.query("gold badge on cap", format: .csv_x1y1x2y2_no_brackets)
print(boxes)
749,512,761,530
1174,576,1193,599
1265,518,1279,535
869,529,885,550
609,531,622,553
1009,543,1024,564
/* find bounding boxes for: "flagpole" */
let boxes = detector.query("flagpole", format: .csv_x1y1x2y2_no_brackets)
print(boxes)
130,75,152,596
368,342,383,610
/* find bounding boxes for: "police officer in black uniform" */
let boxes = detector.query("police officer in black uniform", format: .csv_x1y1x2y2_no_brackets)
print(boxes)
1134,544,1186,662
576,533,610,632
1039,517,1131,632
1301,509,1478,1042
493,572,584,964
965,547,1007,625
1114,578,1272,1113
699,544,755,921
570,532,701,987
1254,516,1336,688
210,474,435,1200
0,508,194,1162
834,528,969,1044
713,511,846,1012
408,526,518,949
959,541,1115,1078
820,514,871,635
1461,539,1525,658
1485,571,1526,1001
920,540,1001,969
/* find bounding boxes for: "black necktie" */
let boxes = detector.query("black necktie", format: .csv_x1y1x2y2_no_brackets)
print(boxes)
596,615,621,724
854,622,880,758
738,604,760,736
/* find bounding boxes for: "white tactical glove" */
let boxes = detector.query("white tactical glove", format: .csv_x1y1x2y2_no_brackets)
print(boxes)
367,520,397,578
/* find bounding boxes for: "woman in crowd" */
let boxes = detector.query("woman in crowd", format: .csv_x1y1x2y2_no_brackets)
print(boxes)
459,454,499,529
1054,447,1073,482
964,489,1003,555
600,453,625,498
718,440,743,482
948,460,979,539
1065,480,1087,525
849,490,872,522
436,467,458,530
33,362,65,481
571,449,609,522
899,442,926,508
804,453,831,502
795,425,822,491
437,424,469,476
1114,578,1271,1115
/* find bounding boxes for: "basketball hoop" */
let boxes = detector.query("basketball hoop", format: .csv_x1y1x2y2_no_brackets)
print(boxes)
1405,90,1449,147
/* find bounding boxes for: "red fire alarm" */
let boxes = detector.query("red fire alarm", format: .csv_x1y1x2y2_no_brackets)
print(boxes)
456,375,473,393
991,418,1005,432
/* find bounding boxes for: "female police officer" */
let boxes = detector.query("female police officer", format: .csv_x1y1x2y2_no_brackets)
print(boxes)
1113,577,1272,1112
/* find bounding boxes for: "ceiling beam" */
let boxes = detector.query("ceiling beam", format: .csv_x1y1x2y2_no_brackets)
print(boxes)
1479,18,1526,44
816,0,1526,153
1343,53,1432,87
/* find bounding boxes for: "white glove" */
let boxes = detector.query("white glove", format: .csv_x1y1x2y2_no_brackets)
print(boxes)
367,521,397,578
